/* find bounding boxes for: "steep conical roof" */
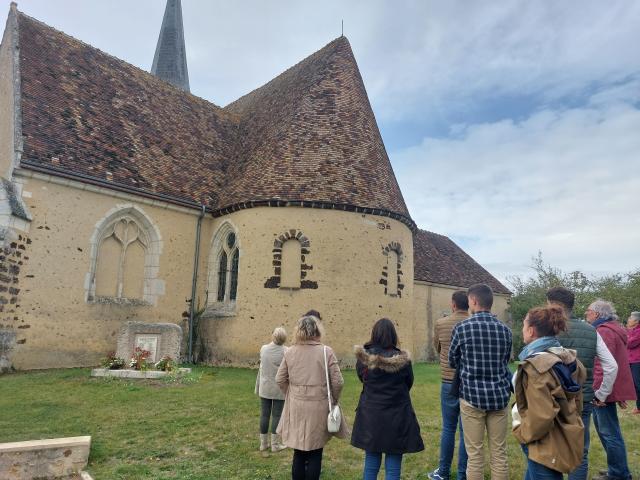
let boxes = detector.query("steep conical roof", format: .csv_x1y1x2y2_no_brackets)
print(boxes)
151,0,190,92
223,37,410,220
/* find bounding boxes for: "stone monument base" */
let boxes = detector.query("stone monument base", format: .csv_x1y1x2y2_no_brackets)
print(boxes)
91,368,191,379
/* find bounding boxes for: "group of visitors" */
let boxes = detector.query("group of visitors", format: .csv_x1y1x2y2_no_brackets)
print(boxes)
254,287,639,480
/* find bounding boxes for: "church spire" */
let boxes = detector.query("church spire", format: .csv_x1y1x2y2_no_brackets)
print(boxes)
151,0,190,92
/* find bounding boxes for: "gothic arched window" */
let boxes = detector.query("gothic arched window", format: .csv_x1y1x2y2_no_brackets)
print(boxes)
208,223,240,307
87,205,163,306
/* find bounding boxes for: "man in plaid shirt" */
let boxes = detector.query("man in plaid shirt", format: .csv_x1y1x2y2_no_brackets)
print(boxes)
449,284,512,480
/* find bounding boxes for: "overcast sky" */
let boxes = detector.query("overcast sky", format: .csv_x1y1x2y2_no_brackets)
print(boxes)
11,0,640,284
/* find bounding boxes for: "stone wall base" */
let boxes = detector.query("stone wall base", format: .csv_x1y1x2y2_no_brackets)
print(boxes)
0,436,91,479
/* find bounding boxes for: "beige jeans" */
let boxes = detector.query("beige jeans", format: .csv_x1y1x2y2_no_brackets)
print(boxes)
460,399,509,480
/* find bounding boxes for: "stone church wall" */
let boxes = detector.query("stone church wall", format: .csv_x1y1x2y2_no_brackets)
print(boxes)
9,173,205,369
412,281,511,362
198,207,415,366
5,171,510,370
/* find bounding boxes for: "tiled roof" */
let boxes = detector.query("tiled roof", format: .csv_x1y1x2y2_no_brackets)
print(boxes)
17,12,237,207
223,37,409,218
15,12,410,221
413,229,511,294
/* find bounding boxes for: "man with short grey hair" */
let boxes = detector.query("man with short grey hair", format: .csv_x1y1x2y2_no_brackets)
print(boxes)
586,300,636,480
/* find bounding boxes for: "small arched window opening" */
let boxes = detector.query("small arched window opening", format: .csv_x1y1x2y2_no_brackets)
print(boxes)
281,239,302,288
387,250,398,295
380,241,403,298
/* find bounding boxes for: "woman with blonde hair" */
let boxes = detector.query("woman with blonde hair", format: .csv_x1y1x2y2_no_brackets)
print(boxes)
276,315,348,480
255,326,288,452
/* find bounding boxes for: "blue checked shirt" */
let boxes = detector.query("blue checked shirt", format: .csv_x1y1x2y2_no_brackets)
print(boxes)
448,311,513,411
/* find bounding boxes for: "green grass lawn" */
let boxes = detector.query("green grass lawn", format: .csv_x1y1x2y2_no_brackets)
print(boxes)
0,364,638,479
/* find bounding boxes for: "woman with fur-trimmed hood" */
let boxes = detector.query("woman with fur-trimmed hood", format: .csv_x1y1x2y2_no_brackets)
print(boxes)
351,318,424,479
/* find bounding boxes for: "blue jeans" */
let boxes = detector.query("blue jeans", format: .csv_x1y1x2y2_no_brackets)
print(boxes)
567,401,592,480
364,451,402,480
521,445,562,480
593,403,632,480
437,381,468,479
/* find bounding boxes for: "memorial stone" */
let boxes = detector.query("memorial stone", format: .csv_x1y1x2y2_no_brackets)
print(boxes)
116,322,182,363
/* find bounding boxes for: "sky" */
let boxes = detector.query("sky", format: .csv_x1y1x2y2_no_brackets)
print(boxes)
10,0,640,285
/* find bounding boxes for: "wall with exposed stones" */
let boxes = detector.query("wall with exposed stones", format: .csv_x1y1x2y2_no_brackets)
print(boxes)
198,207,415,366
9,172,206,369
0,226,28,372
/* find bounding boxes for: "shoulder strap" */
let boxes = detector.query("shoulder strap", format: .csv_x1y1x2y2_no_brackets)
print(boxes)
323,346,333,412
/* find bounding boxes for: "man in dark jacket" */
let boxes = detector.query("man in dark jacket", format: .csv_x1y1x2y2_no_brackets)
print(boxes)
586,300,636,480
548,287,618,480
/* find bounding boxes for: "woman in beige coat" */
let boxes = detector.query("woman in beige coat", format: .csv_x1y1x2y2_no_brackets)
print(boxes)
276,315,348,480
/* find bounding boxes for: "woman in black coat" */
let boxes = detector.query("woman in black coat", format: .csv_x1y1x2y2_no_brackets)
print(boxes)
351,318,424,479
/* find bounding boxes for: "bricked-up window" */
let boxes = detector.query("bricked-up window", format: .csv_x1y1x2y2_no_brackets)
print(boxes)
94,218,148,300
208,223,240,307
387,250,398,294
380,241,403,298
281,240,302,288
87,205,163,306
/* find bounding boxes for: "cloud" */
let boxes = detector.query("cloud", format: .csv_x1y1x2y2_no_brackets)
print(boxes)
394,78,640,282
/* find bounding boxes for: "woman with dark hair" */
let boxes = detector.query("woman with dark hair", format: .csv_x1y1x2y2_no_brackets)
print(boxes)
351,318,424,479
513,305,586,479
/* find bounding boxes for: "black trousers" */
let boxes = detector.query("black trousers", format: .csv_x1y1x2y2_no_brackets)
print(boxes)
292,448,323,480
260,397,284,434
631,362,640,409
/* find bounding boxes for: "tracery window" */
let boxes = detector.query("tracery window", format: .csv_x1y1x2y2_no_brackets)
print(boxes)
208,223,240,307
87,205,163,306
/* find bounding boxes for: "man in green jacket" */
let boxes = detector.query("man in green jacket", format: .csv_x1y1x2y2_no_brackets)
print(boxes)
547,287,618,480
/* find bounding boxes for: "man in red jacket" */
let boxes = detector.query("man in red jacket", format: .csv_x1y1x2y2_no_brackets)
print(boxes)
586,300,636,480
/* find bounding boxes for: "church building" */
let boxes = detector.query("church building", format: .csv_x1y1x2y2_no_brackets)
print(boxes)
0,1,510,371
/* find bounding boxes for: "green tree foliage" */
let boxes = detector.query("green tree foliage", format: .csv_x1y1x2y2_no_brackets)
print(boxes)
507,253,640,355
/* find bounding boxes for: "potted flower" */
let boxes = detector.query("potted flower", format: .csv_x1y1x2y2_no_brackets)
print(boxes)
129,347,151,371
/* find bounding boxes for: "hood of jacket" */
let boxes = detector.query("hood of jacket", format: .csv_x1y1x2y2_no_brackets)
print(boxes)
525,347,582,394
354,345,411,373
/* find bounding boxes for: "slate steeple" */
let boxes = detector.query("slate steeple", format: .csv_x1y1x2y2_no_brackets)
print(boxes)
151,0,190,92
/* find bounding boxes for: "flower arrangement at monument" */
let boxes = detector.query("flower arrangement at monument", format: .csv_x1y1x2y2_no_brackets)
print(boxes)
129,347,151,371
100,352,126,370
155,355,177,372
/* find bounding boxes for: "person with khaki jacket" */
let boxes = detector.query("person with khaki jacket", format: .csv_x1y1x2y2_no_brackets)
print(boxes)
276,315,348,480
255,327,288,452
513,305,586,479
428,290,468,480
